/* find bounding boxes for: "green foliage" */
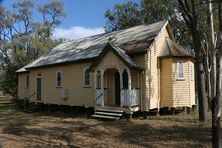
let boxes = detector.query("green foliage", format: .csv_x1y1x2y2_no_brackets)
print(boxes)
105,0,214,48
0,0,65,97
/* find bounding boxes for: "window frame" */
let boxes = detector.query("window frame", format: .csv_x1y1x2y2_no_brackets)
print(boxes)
83,68,91,87
177,61,185,80
56,70,62,88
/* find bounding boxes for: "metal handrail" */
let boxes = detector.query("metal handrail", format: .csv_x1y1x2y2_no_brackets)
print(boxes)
96,93,103,102
24,92,36,100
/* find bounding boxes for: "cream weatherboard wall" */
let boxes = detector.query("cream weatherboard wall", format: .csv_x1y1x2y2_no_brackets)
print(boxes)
172,59,195,107
28,61,94,107
159,58,195,108
18,73,30,99
145,26,170,110
160,58,173,107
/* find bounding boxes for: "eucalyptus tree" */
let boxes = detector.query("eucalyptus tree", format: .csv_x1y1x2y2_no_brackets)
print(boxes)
0,0,65,96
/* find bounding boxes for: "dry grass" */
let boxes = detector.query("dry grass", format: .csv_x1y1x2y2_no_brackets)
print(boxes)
0,107,212,148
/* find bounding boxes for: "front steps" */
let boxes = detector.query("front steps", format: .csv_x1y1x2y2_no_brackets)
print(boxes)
92,108,124,120
23,102,41,113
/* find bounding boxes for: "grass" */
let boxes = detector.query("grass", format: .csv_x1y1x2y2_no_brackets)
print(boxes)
0,106,212,148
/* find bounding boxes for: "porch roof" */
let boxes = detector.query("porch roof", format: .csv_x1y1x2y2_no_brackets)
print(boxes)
89,43,143,71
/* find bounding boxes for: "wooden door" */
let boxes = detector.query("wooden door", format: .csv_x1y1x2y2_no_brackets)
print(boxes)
36,78,41,100
115,72,120,106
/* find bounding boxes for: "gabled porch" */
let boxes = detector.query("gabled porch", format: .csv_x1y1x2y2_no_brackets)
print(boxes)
89,42,143,117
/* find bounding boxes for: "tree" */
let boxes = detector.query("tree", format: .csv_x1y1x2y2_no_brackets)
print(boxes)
211,0,222,146
105,0,191,48
0,0,65,97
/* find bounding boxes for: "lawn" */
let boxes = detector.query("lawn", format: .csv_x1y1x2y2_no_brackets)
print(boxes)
0,106,212,148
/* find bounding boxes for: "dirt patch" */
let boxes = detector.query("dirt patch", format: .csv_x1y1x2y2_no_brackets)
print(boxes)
0,107,213,147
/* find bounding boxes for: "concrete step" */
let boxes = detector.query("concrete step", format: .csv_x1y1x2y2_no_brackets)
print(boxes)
91,114,120,120
96,108,124,113
95,111,122,117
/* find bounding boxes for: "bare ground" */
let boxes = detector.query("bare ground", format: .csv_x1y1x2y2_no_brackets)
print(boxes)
0,107,212,148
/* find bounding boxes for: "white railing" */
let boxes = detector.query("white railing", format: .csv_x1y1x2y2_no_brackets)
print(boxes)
95,89,107,105
131,89,140,106
121,89,130,106
121,88,140,107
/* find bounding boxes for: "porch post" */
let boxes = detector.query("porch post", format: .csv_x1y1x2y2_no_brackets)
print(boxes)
127,69,132,106
94,70,97,103
100,69,105,106
118,69,123,107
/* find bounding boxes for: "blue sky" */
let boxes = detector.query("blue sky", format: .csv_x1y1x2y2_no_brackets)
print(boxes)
1,0,136,40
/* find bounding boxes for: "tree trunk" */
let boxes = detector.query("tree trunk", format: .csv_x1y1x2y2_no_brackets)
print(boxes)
208,0,216,109
212,55,222,148
196,55,208,121
212,1,222,147
191,22,208,122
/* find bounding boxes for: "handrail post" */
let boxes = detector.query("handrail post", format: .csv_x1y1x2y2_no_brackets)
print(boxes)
127,69,132,106
118,68,123,107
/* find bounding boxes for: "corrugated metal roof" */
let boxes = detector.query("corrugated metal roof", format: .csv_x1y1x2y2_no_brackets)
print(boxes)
158,38,194,58
17,20,168,73
166,38,194,58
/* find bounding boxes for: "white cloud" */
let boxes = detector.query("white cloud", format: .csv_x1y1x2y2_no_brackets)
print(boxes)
53,26,105,40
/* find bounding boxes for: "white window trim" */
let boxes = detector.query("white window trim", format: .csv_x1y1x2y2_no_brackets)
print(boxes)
177,61,185,80
56,70,62,88
83,68,91,87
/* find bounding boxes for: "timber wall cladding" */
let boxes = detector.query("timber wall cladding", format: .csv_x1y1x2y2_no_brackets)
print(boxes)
29,61,94,107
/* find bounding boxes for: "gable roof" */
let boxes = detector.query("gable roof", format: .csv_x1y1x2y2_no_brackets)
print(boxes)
158,38,194,58
17,20,168,73
89,43,143,71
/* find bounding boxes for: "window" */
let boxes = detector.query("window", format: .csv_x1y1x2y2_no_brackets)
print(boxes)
84,68,90,86
56,71,62,87
190,64,194,81
178,62,184,80
26,75,29,87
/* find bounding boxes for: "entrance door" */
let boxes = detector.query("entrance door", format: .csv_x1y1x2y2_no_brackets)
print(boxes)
115,72,120,106
36,77,41,100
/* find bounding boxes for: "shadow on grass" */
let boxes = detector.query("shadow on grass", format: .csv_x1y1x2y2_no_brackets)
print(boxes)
110,121,211,147
0,106,212,147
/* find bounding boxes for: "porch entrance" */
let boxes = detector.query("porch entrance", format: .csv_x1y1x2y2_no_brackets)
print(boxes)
94,68,140,107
